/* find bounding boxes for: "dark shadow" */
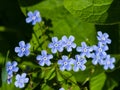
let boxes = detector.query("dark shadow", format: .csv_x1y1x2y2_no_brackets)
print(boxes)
105,0,120,23
18,0,44,7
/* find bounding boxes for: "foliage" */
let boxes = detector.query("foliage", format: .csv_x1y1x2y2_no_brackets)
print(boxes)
0,0,120,90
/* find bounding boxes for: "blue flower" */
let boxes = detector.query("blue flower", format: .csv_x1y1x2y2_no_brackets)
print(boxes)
93,42,108,56
58,55,74,71
26,10,42,25
91,53,105,65
36,50,53,66
76,42,93,58
15,73,29,88
97,31,111,44
59,87,65,90
15,41,31,57
61,35,76,52
102,55,115,70
48,37,64,53
6,61,19,75
73,55,87,72
7,74,13,84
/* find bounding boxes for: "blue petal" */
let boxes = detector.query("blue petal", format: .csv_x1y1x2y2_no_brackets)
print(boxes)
36,55,42,60
36,17,42,22
41,50,47,56
81,42,87,47
62,56,68,60
15,47,21,53
97,31,102,37
80,65,86,71
39,60,44,66
21,73,26,78
18,52,24,57
58,60,63,65
60,66,65,71
19,83,25,88
51,48,57,53
16,74,20,80
45,60,51,66
19,41,25,47
71,43,76,48
12,61,17,66
104,65,108,70
24,78,29,83
48,43,53,48
15,81,19,87
27,11,33,17
52,37,58,42
26,17,32,23
62,36,67,42
76,47,82,52
25,50,30,56
13,67,19,72
69,35,75,41
66,65,72,71
73,65,79,72
48,54,53,59
66,47,72,52
25,43,31,49
34,10,40,17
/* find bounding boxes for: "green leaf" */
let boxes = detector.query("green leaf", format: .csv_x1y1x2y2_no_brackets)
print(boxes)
19,0,97,46
64,0,120,24
90,72,106,90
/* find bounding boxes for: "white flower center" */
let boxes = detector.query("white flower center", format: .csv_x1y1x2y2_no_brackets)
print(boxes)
102,37,105,40
19,78,24,83
99,48,102,52
77,62,80,65
21,48,25,52
107,61,110,65
64,62,67,65
83,48,87,52
43,57,47,60
54,44,58,47
32,16,36,20
67,41,71,45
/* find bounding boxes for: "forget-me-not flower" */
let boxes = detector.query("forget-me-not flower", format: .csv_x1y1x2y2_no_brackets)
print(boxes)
26,10,42,25
6,61,19,75
73,55,87,72
76,42,93,58
91,53,105,65
58,55,74,71
36,50,53,66
48,37,64,53
61,35,76,52
15,73,29,88
15,41,31,57
97,31,111,44
93,42,108,56
102,55,115,70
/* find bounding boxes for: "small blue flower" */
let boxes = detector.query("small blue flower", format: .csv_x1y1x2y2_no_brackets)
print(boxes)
26,10,42,25
15,73,29,88
73,55,87,72
61,35,76,52
97,31,111,44
59,87,65,90
76,42,93,58
15,41,31,57
93,42,108,56
36,50,53,66
102,55,115,70
6,61,19,75
58,55,74,71
91,53,105,65
48,37,64,53
7,74,13,84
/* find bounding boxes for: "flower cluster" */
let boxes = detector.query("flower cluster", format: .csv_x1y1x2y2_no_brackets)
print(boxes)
48,35,76,53
6,61,19,84
5,10,116,90
48,31,115,71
